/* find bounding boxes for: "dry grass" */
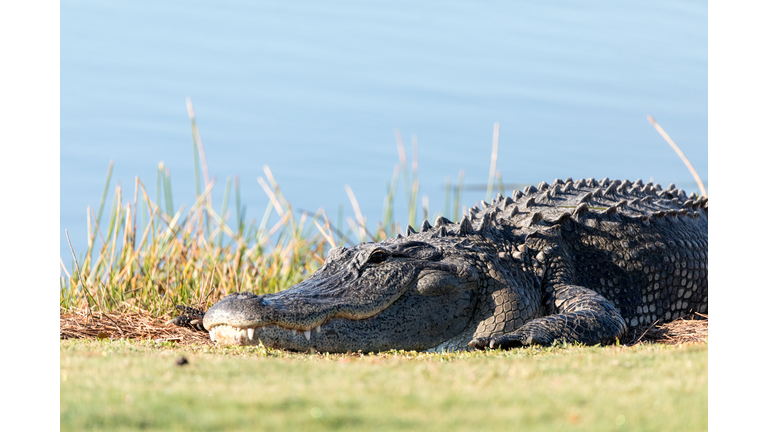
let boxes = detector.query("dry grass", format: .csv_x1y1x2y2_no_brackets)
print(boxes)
629,313,708,345
59,161,334,319
60,309,213,346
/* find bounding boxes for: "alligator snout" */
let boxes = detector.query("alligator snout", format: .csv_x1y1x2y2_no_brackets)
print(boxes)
202,290,328,332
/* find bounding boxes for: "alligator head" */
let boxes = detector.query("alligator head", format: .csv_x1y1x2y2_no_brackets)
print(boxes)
203,238,481,352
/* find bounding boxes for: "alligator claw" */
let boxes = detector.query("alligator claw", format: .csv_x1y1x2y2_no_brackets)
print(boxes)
168,305,208,332
468,333,530,350
468,337,490,350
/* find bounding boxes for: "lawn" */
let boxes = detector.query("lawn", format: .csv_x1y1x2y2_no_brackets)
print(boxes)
60,339,707,432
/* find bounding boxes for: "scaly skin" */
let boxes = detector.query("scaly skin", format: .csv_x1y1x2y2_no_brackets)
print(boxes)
170,177,708,352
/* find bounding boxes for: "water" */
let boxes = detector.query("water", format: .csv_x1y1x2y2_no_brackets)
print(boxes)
61,0,707,264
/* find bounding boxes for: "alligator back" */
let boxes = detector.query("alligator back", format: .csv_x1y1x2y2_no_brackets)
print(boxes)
560,193,707,328
464,177,707,348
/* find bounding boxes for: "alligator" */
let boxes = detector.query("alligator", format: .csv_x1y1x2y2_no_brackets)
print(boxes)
171,178,708,352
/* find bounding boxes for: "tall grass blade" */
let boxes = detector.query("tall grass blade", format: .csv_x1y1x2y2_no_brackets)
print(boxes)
108,183,123,280
486,122,500,203
394,129,412,209
192,127,202,197
320,208,336,248
257,176,285,216
218,176,232,248
164,167,174,216
186,98,213,234
647,115,707,197
409,136,419,228
314,220,335,248
186,98,212,195
443,177,451,220
382,165,399,236
344,185,369,242
95,161,114,233
257,199,275,244
235,176,244,235
453,171,464,222
66,229,93,319
104,182,120,254
132,177,139,249
408,179,419,228
156,163,164,216
86,206,93,259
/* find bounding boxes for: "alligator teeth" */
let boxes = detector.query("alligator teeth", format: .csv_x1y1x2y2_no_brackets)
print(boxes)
292,329,297,336
316,324,322,333
304,330,311,341
247,328,255,340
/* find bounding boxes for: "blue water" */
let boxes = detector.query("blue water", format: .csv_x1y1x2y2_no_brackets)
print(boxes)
61,0,707,264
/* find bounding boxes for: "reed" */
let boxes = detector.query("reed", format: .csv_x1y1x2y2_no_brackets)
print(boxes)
647,115,707,197
60,164,330,317
60,102,338,316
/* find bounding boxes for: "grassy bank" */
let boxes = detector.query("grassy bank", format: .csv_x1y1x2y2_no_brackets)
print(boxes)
60,339,707,432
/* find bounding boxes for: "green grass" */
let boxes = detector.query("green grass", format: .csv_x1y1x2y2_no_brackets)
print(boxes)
60,339,707,432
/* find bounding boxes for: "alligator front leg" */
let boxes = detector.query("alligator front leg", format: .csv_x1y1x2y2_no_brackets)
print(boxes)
468,285,626,350
167,305,208,332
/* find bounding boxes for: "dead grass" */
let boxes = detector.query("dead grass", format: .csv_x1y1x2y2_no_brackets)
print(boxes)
60,309,213,346
628,313,708,345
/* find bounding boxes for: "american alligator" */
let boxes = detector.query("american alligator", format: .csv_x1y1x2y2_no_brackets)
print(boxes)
171,178,708,352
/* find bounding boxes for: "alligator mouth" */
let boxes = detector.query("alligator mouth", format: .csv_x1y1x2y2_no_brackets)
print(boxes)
208,322,328,345
203,296,392,347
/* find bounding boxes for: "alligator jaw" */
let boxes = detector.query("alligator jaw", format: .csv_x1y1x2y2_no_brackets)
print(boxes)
208,323,326,346
206,317,380,351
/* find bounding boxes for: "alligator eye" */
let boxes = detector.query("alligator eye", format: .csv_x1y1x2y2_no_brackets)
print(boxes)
367,250,388,264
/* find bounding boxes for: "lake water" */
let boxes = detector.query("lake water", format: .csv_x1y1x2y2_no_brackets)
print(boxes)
61,0,707,264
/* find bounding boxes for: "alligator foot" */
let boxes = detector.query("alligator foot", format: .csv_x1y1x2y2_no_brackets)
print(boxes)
469,285,627,350
167,305,208,332
468,333,532,350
